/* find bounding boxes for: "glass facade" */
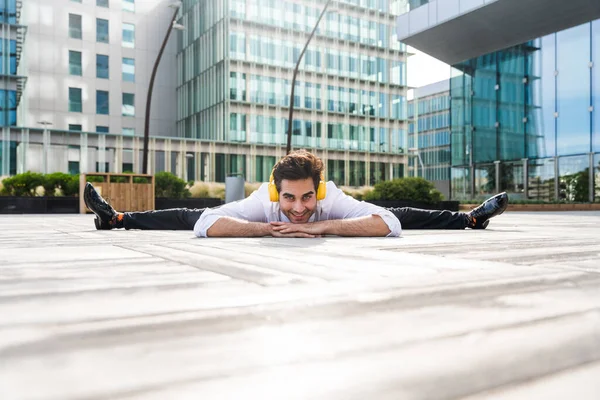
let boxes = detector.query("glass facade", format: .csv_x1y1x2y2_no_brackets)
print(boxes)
122,57,135,82
96,54,109,78
408,90,451,186
0,90,16,126
96,90,109,115
177,0,408,184
122,23,135,48
450,19,600,202
69,14,82,39
69,87,82,112
122,93,135,116
96,18,109,43
69,50,82,76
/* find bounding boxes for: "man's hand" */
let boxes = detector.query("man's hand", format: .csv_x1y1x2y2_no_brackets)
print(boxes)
270,221,326,236
271,215,391,237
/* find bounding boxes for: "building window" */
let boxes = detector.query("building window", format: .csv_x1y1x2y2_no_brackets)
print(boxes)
123,0,135,12
71,0,82,2
96,125,109,133
122,128,135,136
69,87,82,112
68,161,80,175
0,90,17,126
68,50,82,76
0,40,16,75
96,162,109,172
96,54,109,78
96,90,109,115
96,0,109,7
68,124,82,131
96,18,109,43
122,93,135,116
122,23,135,48
69,14,82,39
122,57,135,82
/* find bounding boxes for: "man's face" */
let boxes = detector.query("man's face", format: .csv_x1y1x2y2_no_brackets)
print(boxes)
278,178,318,224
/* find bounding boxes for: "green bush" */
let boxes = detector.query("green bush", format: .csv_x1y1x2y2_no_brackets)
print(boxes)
44,172,74,196
363,177,444,203
154,171,191,198
1,172,46,196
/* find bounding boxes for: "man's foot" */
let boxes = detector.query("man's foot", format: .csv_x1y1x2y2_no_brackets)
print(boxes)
466,192,509,229
83,183,123,230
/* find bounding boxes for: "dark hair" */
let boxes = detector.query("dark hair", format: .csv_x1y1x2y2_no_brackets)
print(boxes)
273,149,324,192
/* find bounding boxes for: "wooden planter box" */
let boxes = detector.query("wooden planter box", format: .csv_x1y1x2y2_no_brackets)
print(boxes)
80,173,155,214
459,203,600,212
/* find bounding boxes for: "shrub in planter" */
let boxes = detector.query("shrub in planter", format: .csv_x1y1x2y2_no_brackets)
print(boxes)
364,177,444,203
155,172,191,198
1,172,46,196
44,172,75,196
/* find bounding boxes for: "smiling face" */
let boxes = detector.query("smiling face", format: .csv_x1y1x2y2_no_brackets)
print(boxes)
278,177,318,224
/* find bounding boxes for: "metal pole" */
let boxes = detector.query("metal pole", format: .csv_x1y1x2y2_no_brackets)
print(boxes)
286,0,333,155
142,7,179,174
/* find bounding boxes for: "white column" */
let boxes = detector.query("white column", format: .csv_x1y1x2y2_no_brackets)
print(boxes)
1,127,10,175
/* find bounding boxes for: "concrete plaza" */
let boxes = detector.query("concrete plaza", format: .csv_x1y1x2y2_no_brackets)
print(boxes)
1,212,600,399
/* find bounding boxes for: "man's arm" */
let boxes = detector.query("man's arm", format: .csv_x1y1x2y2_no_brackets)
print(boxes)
321,182,401,237
209,217,319,238
270,214,390,237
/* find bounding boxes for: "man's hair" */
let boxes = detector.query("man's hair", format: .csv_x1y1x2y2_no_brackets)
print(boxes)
273,149,324,192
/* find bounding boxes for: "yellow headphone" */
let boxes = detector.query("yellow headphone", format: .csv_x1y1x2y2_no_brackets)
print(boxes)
268,170,327,202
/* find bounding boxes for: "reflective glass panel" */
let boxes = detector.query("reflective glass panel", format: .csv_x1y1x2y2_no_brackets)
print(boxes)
558,155,590,202
528,158,556,202
556,24,591,155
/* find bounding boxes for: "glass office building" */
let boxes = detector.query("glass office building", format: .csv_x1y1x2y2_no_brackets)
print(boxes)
450,20,600,203
176,0,410,185
407,79,450,197
0,0,25,175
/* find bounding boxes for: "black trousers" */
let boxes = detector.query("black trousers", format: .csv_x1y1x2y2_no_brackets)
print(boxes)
123,207,468,230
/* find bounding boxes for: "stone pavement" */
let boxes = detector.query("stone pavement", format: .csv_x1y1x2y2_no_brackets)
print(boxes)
1,212,600,400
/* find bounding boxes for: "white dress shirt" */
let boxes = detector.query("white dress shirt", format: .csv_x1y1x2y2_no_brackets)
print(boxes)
193,181,401,238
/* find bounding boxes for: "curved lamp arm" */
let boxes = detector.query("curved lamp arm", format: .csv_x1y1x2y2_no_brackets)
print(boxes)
286,0,334,155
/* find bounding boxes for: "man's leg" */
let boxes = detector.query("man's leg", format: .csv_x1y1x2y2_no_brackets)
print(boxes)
83,182,205,230
387,192,509,230
123,208,205,230
388,207,468,229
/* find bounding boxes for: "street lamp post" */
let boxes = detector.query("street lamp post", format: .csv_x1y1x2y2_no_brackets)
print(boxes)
142,1,184,174
286,0,334,155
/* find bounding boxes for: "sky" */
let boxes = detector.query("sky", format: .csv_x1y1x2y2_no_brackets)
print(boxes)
406,46,451,99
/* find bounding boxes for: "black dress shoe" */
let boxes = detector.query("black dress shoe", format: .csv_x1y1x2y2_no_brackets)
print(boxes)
83,183,118,230
467,192,509,229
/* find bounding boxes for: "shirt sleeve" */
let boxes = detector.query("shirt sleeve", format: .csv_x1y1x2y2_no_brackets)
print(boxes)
324,182,401,237
193,185,268,237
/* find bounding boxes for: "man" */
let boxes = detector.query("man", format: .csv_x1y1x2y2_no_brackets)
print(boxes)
84,150,508,237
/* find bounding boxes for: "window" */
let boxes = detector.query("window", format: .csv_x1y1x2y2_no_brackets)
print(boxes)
96,90,109,115
68,124,82,131
96,54,109,78
122,128,135,136
68,50,82,76
69,87,82,112
97,0,109,7
96,162,109,172
123,0,135,12
68,161,80,175
96,18,109,43
122,93,135,116
122,23,135,48
96,126,109,133
71,0,82,3
122,58,135,82
69,14,82,39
